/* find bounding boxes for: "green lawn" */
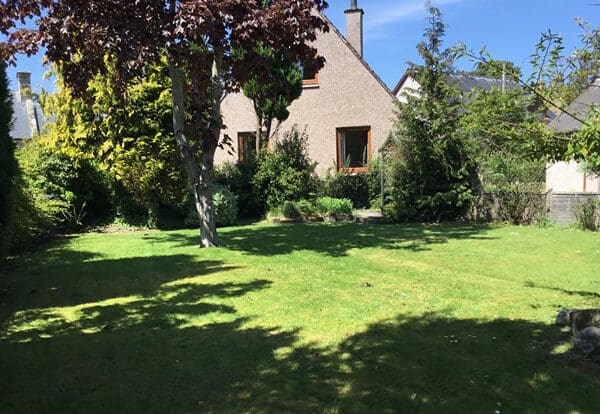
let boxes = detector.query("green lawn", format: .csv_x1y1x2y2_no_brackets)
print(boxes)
1,222,599,413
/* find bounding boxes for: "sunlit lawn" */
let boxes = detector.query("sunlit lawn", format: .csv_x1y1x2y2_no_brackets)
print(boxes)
1,222,599,413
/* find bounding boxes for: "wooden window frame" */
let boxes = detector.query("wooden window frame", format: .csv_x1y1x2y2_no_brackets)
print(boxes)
237,131,256,162
302,71,319,86
301,54,319,86
336,126,372,173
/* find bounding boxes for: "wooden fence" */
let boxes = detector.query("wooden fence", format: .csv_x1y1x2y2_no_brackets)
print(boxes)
547,192,600,225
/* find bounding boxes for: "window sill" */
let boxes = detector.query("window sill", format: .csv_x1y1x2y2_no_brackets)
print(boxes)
302,82,319,89
338,167,370,174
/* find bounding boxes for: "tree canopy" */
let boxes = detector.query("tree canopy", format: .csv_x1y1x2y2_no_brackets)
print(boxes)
388,4,477,222
1,0,329,247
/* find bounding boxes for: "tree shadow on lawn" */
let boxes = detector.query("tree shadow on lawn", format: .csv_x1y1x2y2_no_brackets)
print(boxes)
525,281,600,301
2,309,598,413
0,252,244,316
148,222,497,257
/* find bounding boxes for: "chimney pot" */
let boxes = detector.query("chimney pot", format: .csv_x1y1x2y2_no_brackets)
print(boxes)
351,0,357,9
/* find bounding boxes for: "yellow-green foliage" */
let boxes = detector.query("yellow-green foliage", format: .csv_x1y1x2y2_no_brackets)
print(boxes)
40,59,187,208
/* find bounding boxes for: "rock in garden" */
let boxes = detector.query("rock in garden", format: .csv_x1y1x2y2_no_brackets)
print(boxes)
556,308,573,327
569,309,600,334
573,326,600,355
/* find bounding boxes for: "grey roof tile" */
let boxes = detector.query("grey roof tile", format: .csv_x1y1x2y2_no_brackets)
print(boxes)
548,82,600,133
10,90,47,140
447,73,520,93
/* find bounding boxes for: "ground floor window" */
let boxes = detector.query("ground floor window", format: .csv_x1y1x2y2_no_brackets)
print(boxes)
336,126,371,173
238,132,257,161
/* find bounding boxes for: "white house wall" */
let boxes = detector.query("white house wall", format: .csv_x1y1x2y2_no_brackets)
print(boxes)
215,19,397,175
546,161,600,193
395,76,421,104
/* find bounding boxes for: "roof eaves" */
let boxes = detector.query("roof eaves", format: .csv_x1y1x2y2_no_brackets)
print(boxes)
392,71,409,96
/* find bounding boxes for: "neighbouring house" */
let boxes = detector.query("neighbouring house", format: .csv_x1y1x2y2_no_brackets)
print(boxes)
546,79,600,194
392,71,521,103
215,0,397,175
10,71,46,146
545,79,600,225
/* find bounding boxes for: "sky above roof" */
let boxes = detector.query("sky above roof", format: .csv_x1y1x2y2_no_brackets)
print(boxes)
5,0,600,93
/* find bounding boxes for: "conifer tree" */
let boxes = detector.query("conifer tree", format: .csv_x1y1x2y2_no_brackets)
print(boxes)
388,4,477,221
0,54,18,258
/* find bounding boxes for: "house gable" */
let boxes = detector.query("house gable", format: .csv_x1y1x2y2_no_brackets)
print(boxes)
546,79,600,194
548,79,600,134
216,7,397,175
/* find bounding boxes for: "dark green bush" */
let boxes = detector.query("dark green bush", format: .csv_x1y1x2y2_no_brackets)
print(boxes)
574,198,600,231
282,201,301,219
6,139,116,252
295,199,316,217
215,159,263,218
9,172,68,251
315,196,353,217
321,158,383,210
184,185,238,228
18,140,113,230
213,185,238,227
252,126,319,209
322,172,369,209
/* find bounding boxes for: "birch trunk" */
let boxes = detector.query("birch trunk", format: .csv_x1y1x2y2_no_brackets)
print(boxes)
255,115,262,156
168,60,220,247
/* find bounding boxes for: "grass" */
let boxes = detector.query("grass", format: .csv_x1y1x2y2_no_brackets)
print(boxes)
1,222,599,413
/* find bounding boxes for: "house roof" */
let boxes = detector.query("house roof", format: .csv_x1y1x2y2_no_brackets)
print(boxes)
392,71,520,96
319,12,395,100
10,90,46,140
448,73,520,93
11,91,32,139
548,80,600,133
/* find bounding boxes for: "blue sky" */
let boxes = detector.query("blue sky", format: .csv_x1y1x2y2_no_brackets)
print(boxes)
5,0,600,93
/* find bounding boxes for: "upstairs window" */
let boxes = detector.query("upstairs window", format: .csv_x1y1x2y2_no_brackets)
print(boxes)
301,58,319,86
238,132,257,161
337,127,371,173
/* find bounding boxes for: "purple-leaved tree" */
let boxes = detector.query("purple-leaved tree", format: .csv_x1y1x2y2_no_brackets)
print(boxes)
1,0,328,246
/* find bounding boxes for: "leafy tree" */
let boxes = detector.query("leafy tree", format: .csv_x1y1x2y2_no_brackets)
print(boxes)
0,53,17,258
529,20,599,106
387,4,477,222
525,21,600,168
461,20,599,173
461,87,549,176
568,107,600,173
40,62,188,217
243,44,304,155
461,88,547,224
473,59,522,80
1,0,328,247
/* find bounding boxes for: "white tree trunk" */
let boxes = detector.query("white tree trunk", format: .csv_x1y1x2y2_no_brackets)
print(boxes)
168,60,220,247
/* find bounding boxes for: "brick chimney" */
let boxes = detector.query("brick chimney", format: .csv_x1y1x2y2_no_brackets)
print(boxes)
345,0,364,57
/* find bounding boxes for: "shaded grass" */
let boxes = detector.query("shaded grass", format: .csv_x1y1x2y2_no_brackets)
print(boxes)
1,223,599,413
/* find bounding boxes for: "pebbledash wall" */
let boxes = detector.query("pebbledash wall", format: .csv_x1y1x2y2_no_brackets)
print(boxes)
214,7,397,175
